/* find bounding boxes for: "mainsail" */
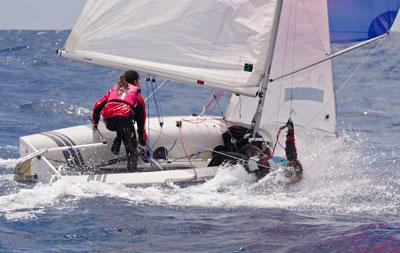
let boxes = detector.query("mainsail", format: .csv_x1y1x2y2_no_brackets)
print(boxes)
225,0,400,136
60,0,281,96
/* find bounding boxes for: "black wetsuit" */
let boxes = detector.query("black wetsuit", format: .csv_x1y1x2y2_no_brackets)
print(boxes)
105,117,138,171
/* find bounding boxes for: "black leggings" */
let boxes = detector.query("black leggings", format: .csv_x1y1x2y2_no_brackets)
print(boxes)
105,117,138,171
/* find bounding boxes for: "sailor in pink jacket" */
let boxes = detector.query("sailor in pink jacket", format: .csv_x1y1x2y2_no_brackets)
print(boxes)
92,70,147,172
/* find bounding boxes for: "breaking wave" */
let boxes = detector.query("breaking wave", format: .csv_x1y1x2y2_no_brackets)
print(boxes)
1,132,398,221
0,158,18,170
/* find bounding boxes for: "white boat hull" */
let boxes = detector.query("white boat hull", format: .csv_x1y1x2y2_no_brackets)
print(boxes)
14,115,302,186
15,116,228,185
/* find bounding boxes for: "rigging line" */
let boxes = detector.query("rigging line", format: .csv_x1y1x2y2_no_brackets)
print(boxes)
202,90,223,116
167,137,178,153
170,153,204,162
178,127,197,179
271,33,388,83
201,94,217,115
138,118,227,156
145,77,153,159
141,116,278,170
144,80,167,102
213,91,225,116
154,82,164,124
149,78,165,151
275,0,294,130
151,79,164,125
289,0,299,119
207,147,273,171
334,38,386,96
308,35,386,126
181,119,228,135
151,127,163,150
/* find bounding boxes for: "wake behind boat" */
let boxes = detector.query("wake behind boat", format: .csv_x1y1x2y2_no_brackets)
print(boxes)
14,0,400,186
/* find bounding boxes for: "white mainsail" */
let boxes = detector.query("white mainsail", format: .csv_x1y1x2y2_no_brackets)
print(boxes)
225,0,337,135
61,0,280,96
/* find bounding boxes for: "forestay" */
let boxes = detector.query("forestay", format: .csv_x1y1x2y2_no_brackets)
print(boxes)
225,0,400,136
61,0,280,96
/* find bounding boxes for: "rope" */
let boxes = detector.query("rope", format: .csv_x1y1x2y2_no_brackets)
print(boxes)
145,78,153,160
178,126,198,180
334,37,385,96
151,78,165,126
289,0,298,119
274,0,293,130
201,90,224,116
271,126,285,157
147,78,165,149
144,80,168,102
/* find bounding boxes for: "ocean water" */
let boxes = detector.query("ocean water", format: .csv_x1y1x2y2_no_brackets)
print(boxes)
0,30,400,252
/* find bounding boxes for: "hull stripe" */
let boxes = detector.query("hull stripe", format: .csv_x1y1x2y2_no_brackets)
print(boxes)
46,132,80,167
50,132,85,167
40,133,73,165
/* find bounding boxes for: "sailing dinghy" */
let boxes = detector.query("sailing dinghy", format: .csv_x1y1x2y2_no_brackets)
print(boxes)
14,0,400,186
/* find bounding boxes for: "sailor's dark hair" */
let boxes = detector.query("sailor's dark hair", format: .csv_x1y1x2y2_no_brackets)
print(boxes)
123,70,140,85
118,70,139,90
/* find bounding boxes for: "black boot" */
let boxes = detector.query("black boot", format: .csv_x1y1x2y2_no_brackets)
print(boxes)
127,149,138,172
111,136,121,155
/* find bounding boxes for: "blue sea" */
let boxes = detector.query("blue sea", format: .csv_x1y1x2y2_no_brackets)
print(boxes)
1,30,400,252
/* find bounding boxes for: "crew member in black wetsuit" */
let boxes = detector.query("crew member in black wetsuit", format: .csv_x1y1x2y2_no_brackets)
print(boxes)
283,119,303,179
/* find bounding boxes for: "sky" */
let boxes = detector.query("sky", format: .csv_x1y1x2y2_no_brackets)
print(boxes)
0,0,399,31
0,0,85,30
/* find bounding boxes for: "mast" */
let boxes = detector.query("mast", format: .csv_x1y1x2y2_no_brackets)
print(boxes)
251,0,283,138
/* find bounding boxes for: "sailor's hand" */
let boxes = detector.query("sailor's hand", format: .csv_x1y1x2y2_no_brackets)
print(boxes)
92,123,98,130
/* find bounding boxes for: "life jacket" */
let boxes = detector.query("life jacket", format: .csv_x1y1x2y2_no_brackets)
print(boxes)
101,84,140,119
